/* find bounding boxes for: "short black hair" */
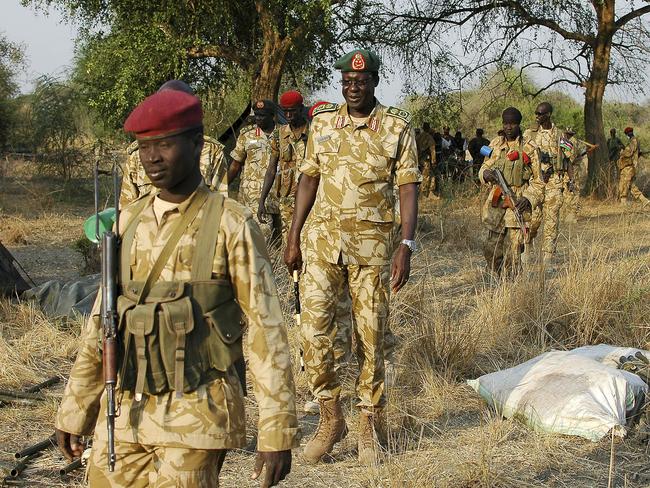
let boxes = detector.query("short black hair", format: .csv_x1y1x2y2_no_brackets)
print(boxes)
502,107,522,124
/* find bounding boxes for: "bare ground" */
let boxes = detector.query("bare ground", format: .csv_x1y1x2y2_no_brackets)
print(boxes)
1,172,650,487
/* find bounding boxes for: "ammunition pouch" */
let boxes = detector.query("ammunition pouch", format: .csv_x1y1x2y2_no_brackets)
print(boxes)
117,279,243,396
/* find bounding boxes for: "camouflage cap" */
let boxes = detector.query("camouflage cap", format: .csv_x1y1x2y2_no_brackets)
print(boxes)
334,49,381,73
253,99,276,115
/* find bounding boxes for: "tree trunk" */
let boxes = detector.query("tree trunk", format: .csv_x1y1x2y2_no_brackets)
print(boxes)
583,0,615,198
250,34,290,102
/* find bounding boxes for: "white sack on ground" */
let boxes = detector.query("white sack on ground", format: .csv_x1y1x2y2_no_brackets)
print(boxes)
467,344,649,441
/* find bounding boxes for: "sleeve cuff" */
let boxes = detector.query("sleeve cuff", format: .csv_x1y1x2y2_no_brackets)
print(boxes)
396,173,422,186
257,426,302,452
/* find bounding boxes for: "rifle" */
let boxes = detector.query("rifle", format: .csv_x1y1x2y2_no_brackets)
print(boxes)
490,169,528,239
293,270,305,372
94,147,120,473
14,434,56,459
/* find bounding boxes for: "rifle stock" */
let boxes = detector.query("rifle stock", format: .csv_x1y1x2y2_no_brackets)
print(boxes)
492,169,528,239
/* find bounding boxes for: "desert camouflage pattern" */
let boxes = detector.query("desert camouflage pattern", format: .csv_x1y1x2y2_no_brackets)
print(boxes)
55,184,300,455
563,135,583,217
300,102,420,266
231,125,280,214
618,135,639,170
87,439,226,487
277,122,309,240
416,130,437,198
523,124,569,254
301,258,390,408
478,135,545,232
478,135,545,273
617,136,648,202
119,136,229,206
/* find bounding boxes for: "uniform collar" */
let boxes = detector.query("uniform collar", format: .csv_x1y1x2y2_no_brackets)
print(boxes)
281,122,309,139
255,124,275,137
148,182,208,215
336,100,383,132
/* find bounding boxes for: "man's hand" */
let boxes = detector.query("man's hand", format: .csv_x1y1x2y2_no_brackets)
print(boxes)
251,450,292,488
55,428,84,461
390,244,411,293
482,169,497,184
515,197,531,214
284,239,303,274
257,203,268,224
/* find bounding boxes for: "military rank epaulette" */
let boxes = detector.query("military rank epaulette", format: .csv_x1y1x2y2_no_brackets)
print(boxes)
312,103,339,117
203,135,223,147
240,124,256,134
386,106,412,123
126,140,139,155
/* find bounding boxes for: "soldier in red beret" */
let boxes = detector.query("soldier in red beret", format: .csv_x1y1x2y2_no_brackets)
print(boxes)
54,90,299,487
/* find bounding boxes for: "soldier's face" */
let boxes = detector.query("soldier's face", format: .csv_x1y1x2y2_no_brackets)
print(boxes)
255,112,275,131
341,72,377,113
502,118,520,141
138,132,203,191
283,106,305,127
535,105,551,126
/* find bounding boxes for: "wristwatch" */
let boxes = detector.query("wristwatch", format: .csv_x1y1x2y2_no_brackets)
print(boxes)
400,239,417,253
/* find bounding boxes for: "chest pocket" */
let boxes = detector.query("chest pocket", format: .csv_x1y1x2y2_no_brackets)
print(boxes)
316,137,340,175
352,136,397,186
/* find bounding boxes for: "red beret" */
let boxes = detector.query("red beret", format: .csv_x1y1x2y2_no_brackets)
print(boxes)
308,101,328,119
624,126,633,134
124,90,203,140
279,90,304,109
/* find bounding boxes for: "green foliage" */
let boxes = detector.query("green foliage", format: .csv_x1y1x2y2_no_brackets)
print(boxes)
0,35,25,150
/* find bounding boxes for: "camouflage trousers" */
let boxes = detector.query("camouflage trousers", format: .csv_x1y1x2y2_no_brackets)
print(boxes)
301,258,390,408
420,162,436,198
529,174,564,254
618,166,648,202
88,439,226,487
563,168,581,216
483,227,525,276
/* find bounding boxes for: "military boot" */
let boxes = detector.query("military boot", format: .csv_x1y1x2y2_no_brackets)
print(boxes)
357,409,386,466
303,397,347,463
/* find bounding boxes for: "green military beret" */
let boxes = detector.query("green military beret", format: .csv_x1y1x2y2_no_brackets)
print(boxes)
334,49,381,73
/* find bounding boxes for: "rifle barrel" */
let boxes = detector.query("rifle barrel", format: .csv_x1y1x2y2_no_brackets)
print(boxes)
59,458,83,476
14,435,56,459
24,376,60,393
10,453,40,477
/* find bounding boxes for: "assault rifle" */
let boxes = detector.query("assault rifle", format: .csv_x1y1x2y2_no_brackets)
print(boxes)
491,169,529,239
93,147,120,472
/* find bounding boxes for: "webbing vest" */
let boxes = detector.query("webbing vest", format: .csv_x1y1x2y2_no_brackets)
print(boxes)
114,189,243,399
493,141,531,187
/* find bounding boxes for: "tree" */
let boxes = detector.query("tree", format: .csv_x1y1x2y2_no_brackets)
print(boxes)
24,0,379,129
0,35,25,151
375,0,650,196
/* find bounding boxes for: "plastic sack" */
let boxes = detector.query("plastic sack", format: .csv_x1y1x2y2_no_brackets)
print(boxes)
467,344,649,441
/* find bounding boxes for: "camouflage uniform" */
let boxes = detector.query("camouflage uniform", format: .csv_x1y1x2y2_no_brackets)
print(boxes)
277,122,309,239
618,136,648,203
523,124,572,255
299,101,420,409
479,135,545,275
563,135,584,218
230,125,280,217
416,130,437,198
55,184,299,486
120,136,229,206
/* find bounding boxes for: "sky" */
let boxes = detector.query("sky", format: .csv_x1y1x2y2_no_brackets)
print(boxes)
3,1,647,106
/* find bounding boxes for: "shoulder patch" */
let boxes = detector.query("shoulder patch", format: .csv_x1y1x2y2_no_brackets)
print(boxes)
126,140,139,155
312,103,339,117
203,135,223,149
386,106,411,123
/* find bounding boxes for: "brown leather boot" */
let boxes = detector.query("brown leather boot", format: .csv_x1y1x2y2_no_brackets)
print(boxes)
302,397,348,463
357,409,386,466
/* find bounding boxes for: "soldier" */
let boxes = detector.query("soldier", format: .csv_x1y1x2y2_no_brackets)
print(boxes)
524,102,573,265
618,127,650,205
258,90,308,241
479,107,545,276
284,48,420,466
562,127,583,223
55,90,299,487
416,122,438,199
229,100,282,243
468,128,490,168
607,128,625,167
119,80,229,207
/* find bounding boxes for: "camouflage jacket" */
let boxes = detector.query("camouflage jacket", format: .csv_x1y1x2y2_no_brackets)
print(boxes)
277,122,309,199
523,123,574,180
55,184,300,451
300,101,421,266
230,125,280,213
119,136,229,207
478,135,545,232
618,136,639,169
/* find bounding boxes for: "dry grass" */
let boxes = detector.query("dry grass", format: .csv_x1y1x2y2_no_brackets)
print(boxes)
1,161,650,486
